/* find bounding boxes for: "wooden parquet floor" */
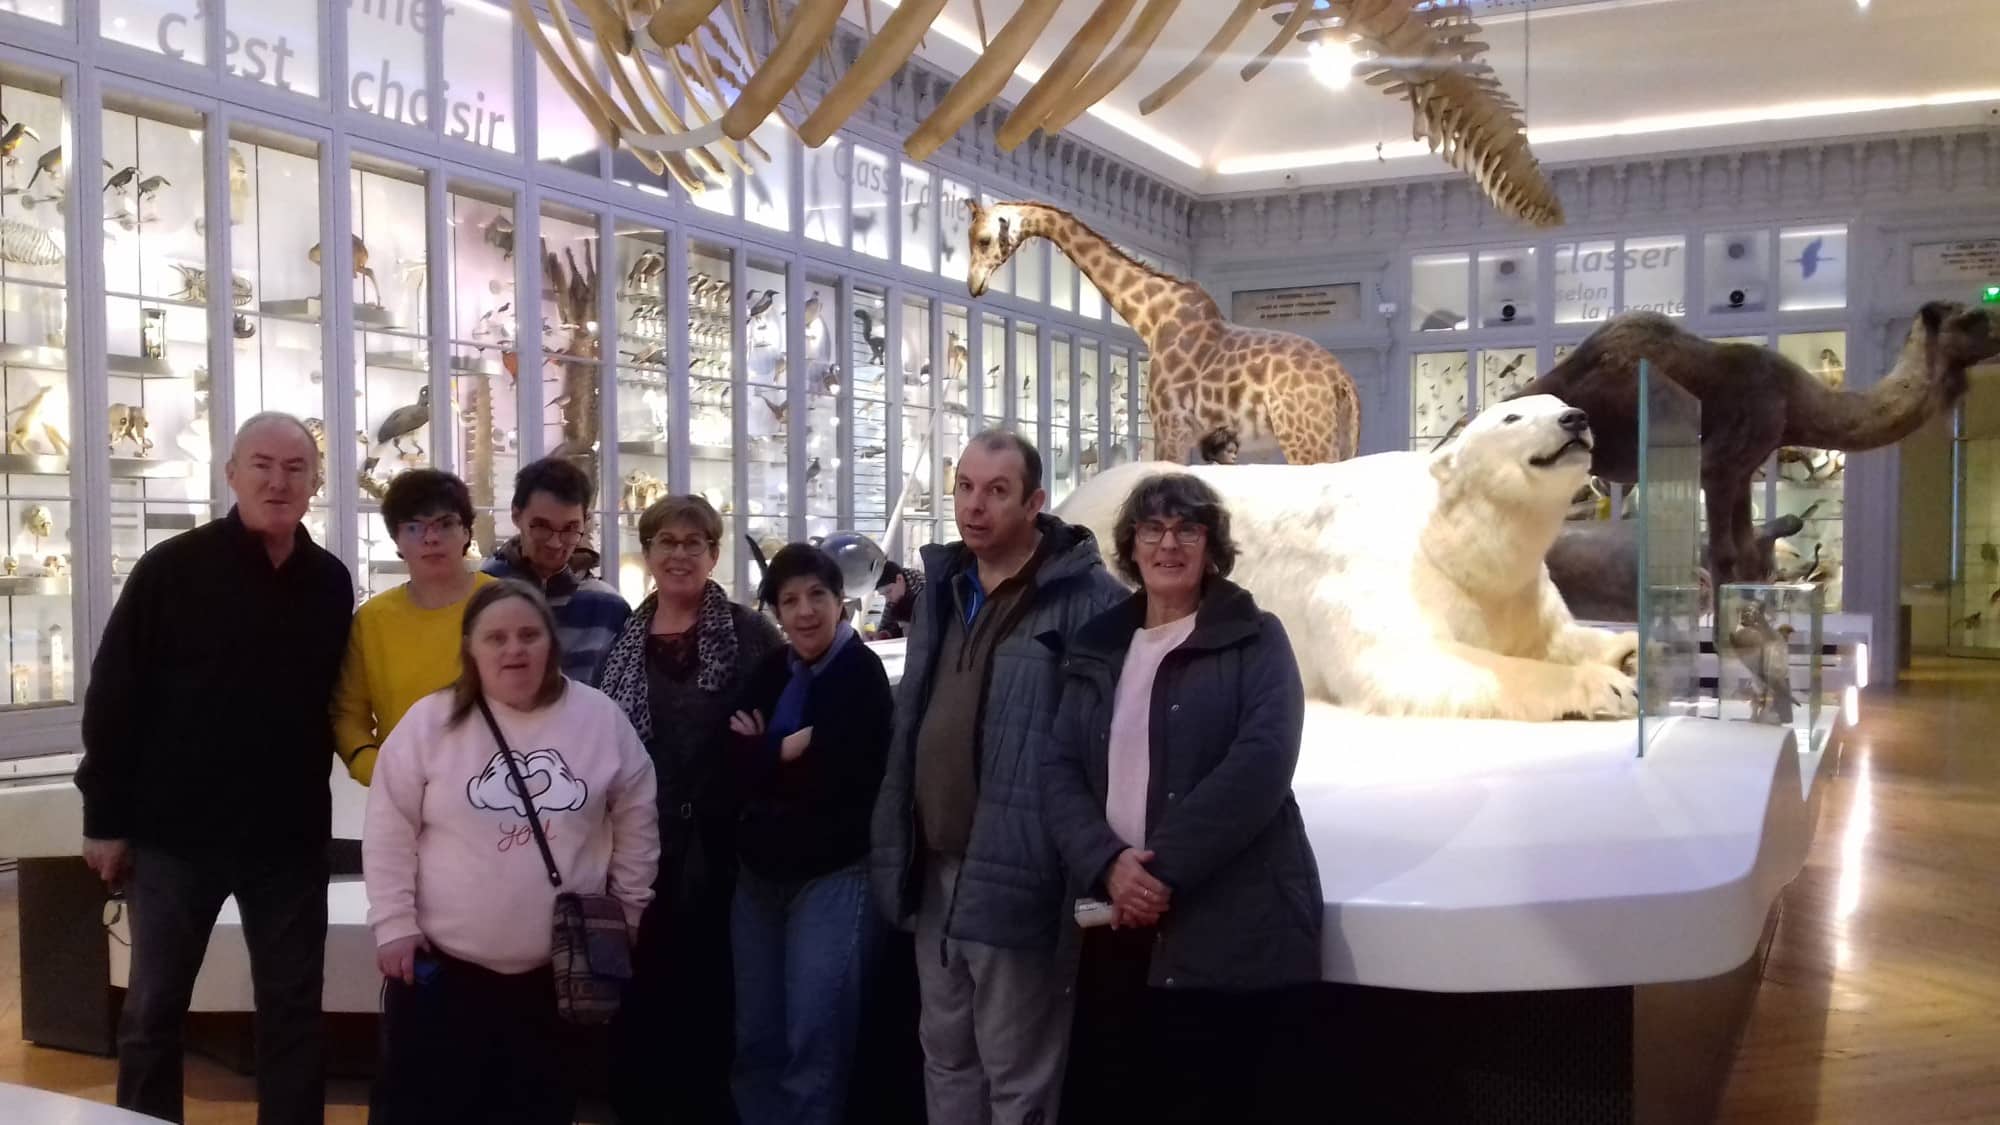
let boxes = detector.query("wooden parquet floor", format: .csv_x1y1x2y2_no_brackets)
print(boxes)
4,656,1997,1123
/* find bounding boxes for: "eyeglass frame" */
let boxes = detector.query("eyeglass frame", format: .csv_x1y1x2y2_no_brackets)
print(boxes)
526,519,586,546
395,514,467,541
647,532,718,558
1133,519,1208,548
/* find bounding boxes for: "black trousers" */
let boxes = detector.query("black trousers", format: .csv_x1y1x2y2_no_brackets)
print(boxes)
1063,926,1313,1125
118,843,329,1125
611,820,738,1125
369,953,574,1125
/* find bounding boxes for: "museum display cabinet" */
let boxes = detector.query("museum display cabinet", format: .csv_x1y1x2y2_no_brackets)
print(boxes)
1402,223,1855,608
0,7,1164,727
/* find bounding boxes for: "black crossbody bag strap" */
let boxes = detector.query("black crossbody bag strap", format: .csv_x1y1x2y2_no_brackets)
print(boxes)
478,698,563,889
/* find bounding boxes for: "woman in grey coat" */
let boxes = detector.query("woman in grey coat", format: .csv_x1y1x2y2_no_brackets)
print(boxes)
1042,472,1320,1125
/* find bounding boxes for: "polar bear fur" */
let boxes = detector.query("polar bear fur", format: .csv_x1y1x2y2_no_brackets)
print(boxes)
1058,395,1640,721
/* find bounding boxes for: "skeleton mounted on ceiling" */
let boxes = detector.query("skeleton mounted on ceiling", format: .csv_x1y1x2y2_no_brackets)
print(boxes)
520,0,1563,227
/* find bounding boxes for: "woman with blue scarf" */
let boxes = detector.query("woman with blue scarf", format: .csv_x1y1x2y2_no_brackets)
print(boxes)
726,543,896,1125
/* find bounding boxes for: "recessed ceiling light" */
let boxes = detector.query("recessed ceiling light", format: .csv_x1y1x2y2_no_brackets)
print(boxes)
1308,38,1360,91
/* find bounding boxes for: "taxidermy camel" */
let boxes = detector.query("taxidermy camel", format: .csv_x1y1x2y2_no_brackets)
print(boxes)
1509,302,1997,584
518,0,1560,226
964,199,1360,465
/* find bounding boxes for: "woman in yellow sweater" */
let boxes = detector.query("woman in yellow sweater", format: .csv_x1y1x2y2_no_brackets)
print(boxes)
333,470,495,784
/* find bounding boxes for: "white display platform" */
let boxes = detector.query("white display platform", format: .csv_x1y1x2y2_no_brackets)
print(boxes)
5,664,1828,1010
1295,706,1816,992
0,1082,158,1123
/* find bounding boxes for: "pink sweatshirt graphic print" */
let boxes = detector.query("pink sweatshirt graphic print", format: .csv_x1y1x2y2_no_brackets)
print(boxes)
364,681,661,975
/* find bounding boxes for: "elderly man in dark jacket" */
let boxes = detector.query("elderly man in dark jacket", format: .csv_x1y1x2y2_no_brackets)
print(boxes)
77,413,354,1125
1041,471,1318,1125
871,430,1126,1125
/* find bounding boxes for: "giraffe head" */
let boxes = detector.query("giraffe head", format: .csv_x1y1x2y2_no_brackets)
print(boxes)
964,199,1033,299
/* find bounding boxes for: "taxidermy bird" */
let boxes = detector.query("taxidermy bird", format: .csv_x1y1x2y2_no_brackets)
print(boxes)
482,213,515,260
747,288,778,321
7,385,64,455
225,145,250,225
816,364,841,395
1816,348,1845,389
1487,354,1526,394
948,332,968,382
624,249,664,292
104,165,138,193
374,384,431,458
1956,611,1983,631
24,146,67,193
136,174,170,203
854,309,886,366
0,122,37,166
802,291,823,329
1727,600,1796,725
311,234,382,306
805,456,822,484
1788,238,1836,281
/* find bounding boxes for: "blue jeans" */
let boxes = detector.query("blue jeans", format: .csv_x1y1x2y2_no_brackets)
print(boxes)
731,860,882,1125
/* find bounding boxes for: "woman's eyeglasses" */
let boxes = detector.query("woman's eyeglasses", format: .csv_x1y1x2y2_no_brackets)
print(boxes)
648,535,715,557
1135,521,1206,548
397,515,465,541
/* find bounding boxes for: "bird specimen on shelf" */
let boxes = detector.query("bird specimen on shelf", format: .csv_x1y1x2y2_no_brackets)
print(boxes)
948,332,968,382
227,145,249,225
624,248,665,293
854,309,886,366
107,403,155,457
311,234,382,306
1,556,13,577
374,384,432,459
805,456,822,484
624,343,669,366
23,505,53,550
104,165,138,193
815,363,841,395
759,394,788,428
746,288,778,320
23,146,70,194
802,291,822,329
482,213,516,260
136,174,170,207
1727,599,1796,724
0,122,37,173
7,385,65,455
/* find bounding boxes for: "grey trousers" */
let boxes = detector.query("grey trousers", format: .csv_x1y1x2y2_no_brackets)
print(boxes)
913,853,1072,1125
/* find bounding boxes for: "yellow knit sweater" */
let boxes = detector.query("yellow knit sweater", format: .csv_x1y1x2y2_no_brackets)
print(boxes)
331,574,496,784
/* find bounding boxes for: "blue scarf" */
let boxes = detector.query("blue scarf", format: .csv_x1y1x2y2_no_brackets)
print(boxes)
769,621,856,746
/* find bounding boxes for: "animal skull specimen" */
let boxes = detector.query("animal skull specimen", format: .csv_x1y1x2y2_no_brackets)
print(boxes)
523,0,1560,225
169,264,254,307
23,505,54,547
108,403,155,456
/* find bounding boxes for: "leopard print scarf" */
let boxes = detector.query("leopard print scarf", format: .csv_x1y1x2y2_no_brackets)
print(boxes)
599,579,739,743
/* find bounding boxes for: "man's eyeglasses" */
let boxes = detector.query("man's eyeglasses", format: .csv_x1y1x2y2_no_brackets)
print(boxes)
527,520,585,546
1135,521,1206,548
648,535,715,557
397,515,465,541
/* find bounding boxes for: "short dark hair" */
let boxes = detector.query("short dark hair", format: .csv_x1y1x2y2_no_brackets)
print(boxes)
512,456,595,512
1198,428,1239,463
638,494,724,549
448,580,567,727
965,428,1043,497
875,560,905,590
758,542,846,606
1112,473,1239,586
381,469,475,534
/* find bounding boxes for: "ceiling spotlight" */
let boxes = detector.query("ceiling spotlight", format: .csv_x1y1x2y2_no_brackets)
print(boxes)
1308,37,1360,91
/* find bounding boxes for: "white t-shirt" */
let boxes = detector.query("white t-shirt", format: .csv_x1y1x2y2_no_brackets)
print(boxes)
1105,614,1198,849
363,682,660,974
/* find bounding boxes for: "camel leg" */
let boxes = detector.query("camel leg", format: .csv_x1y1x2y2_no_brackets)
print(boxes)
1731,487,1766,583
1703,477,1743,588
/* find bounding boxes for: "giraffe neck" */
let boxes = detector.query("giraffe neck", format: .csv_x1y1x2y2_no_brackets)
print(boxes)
1013,204,1204,345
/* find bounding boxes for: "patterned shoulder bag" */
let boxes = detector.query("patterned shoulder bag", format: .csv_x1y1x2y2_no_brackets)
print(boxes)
476,698,633,1025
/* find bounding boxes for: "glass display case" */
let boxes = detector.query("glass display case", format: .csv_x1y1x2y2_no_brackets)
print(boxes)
942,303,972,481
1636,361,1703,751
352,152,432,595
981,314,1007,424
613,221,671,596
898,296,937,564
1716,582,1826,750
687,242,737,588
1135,356,1152,459
742,256,791,570
1773,330,1847,609
1410,352,1470,450
533,201,601,530
0,68,72,708
1109,350,1132,464
101,99,214,605
443,184,523,567
1076,341,1100,490
803,276,843,546
1951,365,2000,658
1478,347,1535,407
1015,323,1040,446
1049,335,1074,506
851,286,890,548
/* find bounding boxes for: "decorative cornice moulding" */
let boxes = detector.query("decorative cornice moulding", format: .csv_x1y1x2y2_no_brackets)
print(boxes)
1189,126,2000,261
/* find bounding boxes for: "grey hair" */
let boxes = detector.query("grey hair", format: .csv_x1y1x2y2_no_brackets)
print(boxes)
230,412,320,466
1111,473,1239,586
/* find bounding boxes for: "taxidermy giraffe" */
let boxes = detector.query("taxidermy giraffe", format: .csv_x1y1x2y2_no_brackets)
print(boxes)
1512,303,1997,584
963,200,1360,465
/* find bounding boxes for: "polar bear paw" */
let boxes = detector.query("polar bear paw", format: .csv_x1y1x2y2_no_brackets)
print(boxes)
1561,663,1641,721
1601,630,1641,677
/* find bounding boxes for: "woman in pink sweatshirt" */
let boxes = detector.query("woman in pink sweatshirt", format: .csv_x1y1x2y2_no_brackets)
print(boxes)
363,580,661,1124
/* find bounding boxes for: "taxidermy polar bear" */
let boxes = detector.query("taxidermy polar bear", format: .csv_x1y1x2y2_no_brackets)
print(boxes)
1059,395,1640,721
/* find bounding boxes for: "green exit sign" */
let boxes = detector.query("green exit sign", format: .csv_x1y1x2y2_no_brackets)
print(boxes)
1984,284,2000,304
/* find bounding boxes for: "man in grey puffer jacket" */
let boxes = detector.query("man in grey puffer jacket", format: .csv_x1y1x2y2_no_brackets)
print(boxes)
871,430,1126,1125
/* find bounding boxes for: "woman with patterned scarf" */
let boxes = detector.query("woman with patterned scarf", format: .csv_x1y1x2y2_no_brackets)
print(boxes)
597,494,782,1125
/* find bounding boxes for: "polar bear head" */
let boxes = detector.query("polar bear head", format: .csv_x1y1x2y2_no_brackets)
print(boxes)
1430,394,1594,511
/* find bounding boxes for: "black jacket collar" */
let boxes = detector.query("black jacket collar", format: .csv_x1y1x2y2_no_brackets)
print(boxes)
917,513,1106,595
1068,577,1264,669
